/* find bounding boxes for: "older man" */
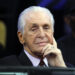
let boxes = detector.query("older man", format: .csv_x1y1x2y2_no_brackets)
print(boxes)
0,6,66,67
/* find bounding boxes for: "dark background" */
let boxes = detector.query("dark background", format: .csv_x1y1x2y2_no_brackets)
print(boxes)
0,0,75,57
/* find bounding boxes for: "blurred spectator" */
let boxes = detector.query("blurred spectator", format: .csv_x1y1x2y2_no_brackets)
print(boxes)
57,7,75,66
0,20,6,58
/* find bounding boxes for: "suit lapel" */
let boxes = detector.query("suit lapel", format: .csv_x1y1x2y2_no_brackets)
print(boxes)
18,50,33,66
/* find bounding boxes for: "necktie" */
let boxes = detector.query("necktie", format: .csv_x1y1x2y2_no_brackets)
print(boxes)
39,59,45,66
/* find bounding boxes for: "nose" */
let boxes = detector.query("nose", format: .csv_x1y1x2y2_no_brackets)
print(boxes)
38,28,45,38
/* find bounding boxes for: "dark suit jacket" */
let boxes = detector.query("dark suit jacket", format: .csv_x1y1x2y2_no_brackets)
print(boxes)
0,50,73,67
0,50,33,66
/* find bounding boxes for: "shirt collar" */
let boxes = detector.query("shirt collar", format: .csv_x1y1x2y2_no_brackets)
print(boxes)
24,50,48,67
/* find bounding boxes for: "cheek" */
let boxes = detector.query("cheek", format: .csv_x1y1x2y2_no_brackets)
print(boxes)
47,32,53,44
47,31,53,37
49,33,53,40
25,32,36,44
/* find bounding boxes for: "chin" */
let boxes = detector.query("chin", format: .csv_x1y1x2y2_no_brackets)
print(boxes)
37,47,44,50
32,49,43,58
33,52,43,58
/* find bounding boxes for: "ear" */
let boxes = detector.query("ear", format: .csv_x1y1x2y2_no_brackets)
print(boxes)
17,32,25,44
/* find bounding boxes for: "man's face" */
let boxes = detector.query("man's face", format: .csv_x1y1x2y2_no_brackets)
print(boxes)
21,12,53,57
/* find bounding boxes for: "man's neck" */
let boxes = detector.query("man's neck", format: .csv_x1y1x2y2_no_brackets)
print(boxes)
24,46,42,59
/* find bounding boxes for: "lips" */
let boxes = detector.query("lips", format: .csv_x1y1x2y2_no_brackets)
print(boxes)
36,42,47,46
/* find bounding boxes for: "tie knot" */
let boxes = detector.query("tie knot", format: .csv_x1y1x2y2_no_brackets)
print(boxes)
39,59,45,66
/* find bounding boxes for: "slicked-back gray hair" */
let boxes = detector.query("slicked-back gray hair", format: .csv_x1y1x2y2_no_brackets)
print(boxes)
17,6,55,34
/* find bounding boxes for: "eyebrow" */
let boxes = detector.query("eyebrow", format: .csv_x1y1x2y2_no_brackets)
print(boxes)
31,23,39,28
32,23,38,26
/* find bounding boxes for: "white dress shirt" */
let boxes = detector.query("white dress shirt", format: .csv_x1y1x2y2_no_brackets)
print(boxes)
24,50,49,67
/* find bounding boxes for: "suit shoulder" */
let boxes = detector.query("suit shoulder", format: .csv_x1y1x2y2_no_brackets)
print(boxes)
57,35,72,43
0,55,20,66
0,55,17,60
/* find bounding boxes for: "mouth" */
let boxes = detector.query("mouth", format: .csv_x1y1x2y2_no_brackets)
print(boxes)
35,42,47,46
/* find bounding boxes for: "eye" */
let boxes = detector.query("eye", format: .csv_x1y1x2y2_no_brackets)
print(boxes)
43,24,50,29
31,24,38,31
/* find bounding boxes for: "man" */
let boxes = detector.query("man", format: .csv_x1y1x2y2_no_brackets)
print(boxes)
57,7,75,66
0,6,66,67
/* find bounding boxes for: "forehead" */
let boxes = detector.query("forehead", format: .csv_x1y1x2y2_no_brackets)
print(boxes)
25,11,52,26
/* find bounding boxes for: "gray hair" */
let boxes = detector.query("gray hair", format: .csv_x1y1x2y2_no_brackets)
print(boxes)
17,6,55,34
